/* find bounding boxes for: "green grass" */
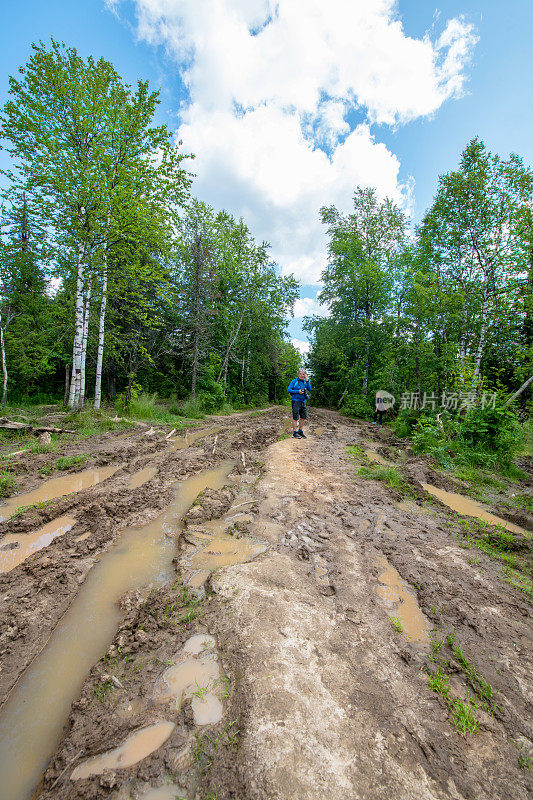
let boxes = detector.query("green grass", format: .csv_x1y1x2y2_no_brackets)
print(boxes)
92,678,114,702
427,668,450,697
450,697,479,735
0,470,18,497
55,454,89,470
357,463,414,497
516,741,532,770
28,439,59,454
390,616,403,633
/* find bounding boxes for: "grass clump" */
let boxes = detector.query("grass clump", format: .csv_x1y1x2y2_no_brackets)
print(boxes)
0,470,18,497
358,463,414,497
426,631,500,735
390,617,403,633
450,698,479,735
55,454,89,470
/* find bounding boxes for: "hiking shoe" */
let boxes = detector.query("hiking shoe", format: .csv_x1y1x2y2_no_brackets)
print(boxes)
292,431,299,438
297,430,307,438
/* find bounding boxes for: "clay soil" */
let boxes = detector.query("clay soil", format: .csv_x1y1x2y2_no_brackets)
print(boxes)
0,408,531,800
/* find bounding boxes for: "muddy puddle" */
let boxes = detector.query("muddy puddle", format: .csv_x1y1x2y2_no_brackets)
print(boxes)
183,494,268,587
422,483,528,535
0,465,120,522
168,427,217,451
129,465,158,489
374,555,430,644
139,785,184,800
365,449,390,466
0,515,76,573
0,462,235,800
155,634,223,726
71,721,175,780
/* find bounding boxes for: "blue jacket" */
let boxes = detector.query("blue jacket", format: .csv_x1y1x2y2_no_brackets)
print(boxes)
287,378,312,403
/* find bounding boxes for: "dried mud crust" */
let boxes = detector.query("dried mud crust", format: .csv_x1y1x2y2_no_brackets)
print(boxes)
3,408,533,800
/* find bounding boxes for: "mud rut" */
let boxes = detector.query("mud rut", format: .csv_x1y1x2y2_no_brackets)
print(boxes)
0,408,531,800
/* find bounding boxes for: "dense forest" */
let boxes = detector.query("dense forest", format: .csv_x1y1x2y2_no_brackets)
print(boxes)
306,141,533,466
0,41,299,413
1,40,532,465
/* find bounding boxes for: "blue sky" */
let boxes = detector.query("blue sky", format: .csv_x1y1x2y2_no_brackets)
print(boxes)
1,1,532,356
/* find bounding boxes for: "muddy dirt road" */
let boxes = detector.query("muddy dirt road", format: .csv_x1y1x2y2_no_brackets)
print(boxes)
0,408,531,800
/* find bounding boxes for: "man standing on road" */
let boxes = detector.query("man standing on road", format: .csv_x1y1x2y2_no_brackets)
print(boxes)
287,369,312,439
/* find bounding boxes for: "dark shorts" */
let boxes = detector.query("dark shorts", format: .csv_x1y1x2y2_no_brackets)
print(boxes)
292,400,307,421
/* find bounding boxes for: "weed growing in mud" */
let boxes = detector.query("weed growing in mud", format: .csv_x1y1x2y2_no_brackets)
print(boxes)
28,439,58,454
426,632,500,734
390,617,403,633
194,721,241,777
516,741,532,770
157,583,202,628
55,454,89,470
427,668,450,697
0,470,18,497
10,495,74,518
429,634,444,655
357,463,415,498
450,698,479,735
92,678,114,702
193,681,211,698
219,675,231,701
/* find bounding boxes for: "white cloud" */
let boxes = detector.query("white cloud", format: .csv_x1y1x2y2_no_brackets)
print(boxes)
291,338,311,357
110,0,477,283
293,297,329,319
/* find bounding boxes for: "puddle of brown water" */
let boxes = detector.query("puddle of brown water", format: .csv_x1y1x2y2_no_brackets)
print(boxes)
128,465,158,490
139,785,185,800
155,634,223,726
422,483,527,535
0,465,120,522
0,515,76,573
365,449,390,466
0,461,235,800
71,721,175,780
374,555,430,644
168,427,217,451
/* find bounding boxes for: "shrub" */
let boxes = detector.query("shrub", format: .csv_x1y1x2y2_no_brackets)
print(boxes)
394,409,420,438
342,394,373,420
457,405,520,467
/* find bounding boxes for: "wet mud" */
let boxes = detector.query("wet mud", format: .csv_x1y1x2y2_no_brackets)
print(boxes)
0,407,531,800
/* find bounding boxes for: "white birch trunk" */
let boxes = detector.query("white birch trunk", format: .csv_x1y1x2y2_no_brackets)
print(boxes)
0,321,8,410
68,246,85,409
79,280,92,408
93,267,107,410
94,212,110,411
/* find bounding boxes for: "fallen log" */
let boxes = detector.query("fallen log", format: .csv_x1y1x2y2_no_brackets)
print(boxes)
0,419,76,434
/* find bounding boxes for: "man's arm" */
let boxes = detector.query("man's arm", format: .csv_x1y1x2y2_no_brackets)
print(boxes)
287,379,296,394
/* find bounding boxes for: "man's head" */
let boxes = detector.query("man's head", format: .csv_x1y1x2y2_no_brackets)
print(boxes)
298,369,306,380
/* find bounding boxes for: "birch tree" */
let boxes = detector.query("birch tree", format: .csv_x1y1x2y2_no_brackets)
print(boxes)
0,39,191,410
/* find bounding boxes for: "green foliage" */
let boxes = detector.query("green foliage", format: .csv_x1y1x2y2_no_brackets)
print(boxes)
0,470,17,497
394,409,420,438
358,463,413,497
342,394,374,419
55,454,89,470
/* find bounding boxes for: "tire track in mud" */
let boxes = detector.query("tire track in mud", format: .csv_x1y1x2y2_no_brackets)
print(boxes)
0,409,286,800
1,408,532,800
207,412,532,800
